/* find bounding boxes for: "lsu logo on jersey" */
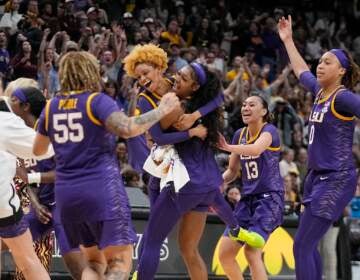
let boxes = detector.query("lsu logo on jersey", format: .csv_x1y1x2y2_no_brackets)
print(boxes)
309,101,331,123
24,158,37,168
212,227,295,276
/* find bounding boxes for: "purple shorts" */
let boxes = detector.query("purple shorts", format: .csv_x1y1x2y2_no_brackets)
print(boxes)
224,192,284,241
303,169,357,221
0,215,28,239
63,218,138,249
25,205,76,255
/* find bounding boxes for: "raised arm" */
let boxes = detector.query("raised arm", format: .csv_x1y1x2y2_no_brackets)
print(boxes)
278,16,309,79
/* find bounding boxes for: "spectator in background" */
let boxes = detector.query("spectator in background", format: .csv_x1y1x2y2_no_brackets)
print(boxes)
0,0,22,35
279,147,299,178
11,40,37,79
224,185,241,210
169,42,187,70
116,141,130,170
295,147,308,189
226,56,246,82
284,174,298,215
160,19,185,47
122,166,143,188
37,29,59,98
271,96,300,147
0,31,10,83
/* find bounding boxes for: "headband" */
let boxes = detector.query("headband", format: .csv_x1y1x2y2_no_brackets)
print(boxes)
190,62,207,86
329,49,350,70
12,88,27,103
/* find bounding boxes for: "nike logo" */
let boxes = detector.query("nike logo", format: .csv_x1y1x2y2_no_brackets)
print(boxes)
320,176,328,180
263,193,271,198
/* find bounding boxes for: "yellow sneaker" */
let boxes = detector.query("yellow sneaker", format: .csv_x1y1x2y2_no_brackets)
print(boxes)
131,271,138,280
229,227,265,248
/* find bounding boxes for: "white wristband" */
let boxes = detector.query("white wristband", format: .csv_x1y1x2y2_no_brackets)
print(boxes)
28,172,41,184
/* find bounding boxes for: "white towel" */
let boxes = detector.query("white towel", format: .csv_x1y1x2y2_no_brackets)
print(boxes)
143,144,190,192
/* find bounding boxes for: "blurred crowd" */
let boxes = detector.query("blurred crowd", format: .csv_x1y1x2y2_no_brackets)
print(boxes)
1,0,360,263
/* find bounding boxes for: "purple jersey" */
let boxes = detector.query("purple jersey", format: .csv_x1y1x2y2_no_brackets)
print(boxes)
23,157,55,205
233,123,283,195
300,71,358,171
37,91,126,223
137,90,223,193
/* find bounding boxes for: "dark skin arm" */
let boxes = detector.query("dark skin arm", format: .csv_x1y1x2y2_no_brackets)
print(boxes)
27,186,52,224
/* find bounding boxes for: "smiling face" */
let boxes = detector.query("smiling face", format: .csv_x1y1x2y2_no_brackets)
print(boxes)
134,63,163,93
316,52,346,87
173,65,199,99
241,95,267,124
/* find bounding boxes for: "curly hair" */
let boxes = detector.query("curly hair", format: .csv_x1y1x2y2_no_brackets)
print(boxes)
58,51,101,94
123,43,168,78
184,64,223,149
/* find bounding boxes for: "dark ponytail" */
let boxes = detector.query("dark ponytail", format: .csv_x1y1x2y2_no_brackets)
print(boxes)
341,50,360,91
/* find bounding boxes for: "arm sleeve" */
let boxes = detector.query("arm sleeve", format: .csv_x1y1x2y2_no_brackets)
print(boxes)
198,91,224,117
2,114,54,160
92,93,121,123
262,124,280,147
299,71,321,97
138,96,191,145
334,91,360,118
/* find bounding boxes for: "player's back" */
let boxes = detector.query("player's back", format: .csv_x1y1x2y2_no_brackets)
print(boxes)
44,91,117,182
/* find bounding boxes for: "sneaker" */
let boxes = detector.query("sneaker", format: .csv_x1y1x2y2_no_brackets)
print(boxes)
131,271,138,280
229,227,265,248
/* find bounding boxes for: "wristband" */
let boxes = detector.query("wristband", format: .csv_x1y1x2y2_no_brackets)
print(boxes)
28,172,41,184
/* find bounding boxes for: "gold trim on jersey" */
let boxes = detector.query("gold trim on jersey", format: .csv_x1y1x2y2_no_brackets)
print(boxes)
267,146,281,151
330,90,355,121
138,92,158,109
316,85,344,104
239,124,280,151
45,100,51,132
246,123,267,144
86,92,102,126
33,119,39,130
60,90,85,96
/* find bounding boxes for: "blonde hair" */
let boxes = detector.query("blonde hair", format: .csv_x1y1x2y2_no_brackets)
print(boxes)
123,43,168,78
59,51,101,94
3,78,39,97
